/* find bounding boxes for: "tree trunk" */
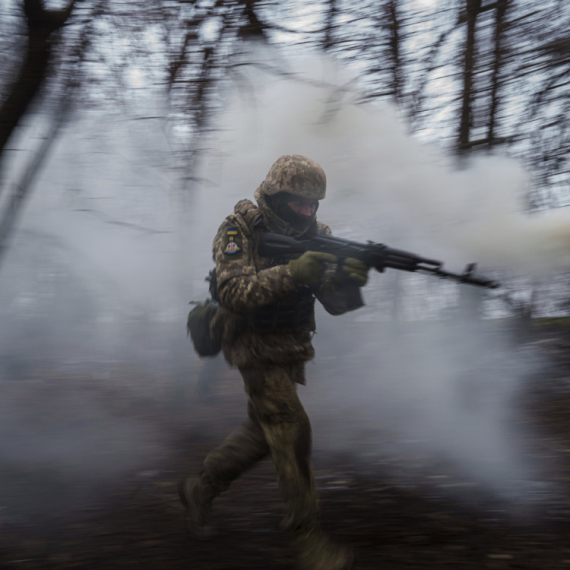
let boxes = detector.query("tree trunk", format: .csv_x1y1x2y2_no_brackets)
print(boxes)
458,0,482,153
323,0,338,51
0,96,71,270
487,0,510,147
0,0,76,162
385,0,403,104
0,0,79,271
239,0,268,40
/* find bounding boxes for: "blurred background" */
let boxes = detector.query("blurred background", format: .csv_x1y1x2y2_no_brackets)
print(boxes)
2,1,570,568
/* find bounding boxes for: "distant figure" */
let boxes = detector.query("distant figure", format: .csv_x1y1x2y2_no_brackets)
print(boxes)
179,155,369,570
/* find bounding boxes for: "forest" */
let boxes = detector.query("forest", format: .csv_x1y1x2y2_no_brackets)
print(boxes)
1,1,570,569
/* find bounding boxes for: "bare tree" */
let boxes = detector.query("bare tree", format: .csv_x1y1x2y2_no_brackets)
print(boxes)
486,0,510,148
0,0,79,165
322,0,338,52
384,0,404,105
457,0,482,153
0,0,99,270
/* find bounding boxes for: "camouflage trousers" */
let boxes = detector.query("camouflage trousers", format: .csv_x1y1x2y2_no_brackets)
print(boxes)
197,364,319,532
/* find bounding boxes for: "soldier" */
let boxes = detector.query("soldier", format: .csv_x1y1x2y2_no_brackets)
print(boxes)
179,155,369,570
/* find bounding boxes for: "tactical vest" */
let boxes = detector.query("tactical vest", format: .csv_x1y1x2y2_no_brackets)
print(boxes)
230,200,316,335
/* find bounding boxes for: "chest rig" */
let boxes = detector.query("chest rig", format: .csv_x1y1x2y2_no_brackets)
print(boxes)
233,200,316,335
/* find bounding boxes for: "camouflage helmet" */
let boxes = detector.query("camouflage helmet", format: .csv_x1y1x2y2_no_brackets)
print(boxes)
261,154,326,200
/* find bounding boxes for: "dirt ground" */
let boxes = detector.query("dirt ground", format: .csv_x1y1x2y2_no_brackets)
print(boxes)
2,325,570,569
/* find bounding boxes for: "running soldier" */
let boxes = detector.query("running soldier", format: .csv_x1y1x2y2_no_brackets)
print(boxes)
180,154,369,570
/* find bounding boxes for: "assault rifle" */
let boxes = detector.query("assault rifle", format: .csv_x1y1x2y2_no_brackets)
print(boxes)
258,232,500,289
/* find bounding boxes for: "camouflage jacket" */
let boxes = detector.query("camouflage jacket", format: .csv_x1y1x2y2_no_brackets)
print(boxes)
212,195,364,371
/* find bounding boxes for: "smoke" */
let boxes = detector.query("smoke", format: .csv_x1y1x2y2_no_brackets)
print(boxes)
0,46,561,526
0,107,193,530
191,48,554,505
305,313,540,503
198,49,570,275
0,390,163,527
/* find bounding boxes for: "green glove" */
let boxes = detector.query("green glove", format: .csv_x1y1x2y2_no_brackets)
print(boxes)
289,251,337,287
341,257,370,287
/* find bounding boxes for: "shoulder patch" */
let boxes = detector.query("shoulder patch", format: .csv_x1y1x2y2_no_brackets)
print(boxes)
223,227,243,255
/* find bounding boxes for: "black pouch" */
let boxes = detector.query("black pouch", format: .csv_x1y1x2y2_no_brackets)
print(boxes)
187,300,222,357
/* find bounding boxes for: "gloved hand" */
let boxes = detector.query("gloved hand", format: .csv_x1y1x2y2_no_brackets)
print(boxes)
288,252,337,287
341,257,370,287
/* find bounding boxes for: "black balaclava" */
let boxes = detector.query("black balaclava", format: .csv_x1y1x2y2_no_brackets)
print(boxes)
266,192,319,233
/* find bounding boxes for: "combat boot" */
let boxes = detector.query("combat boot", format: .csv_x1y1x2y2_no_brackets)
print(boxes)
295,528,354,570
178,476,217,540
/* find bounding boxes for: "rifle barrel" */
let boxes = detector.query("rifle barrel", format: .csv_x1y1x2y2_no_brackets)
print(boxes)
420,266,500,289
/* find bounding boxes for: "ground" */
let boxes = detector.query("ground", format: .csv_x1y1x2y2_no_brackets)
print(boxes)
1,323,570,569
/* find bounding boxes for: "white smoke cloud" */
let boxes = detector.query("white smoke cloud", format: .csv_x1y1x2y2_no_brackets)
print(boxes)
1,46,559,517
191,48,552,505
199,49,570,277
